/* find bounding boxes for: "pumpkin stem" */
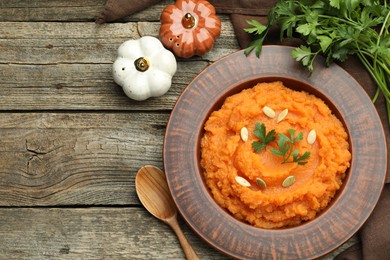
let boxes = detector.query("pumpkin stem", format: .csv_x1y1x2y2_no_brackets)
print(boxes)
134,57,149,72
182,13,196,29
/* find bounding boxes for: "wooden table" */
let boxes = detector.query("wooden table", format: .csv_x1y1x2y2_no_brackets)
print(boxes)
0,1,356,259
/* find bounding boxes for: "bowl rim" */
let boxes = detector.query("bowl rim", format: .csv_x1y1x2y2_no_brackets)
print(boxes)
163,46,387,259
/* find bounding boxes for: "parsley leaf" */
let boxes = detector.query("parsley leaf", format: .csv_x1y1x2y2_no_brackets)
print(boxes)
244,20,269,57
329,0,340,9
291,46,316,72
293,150,311,165
244,20,267,35
251,122,276,152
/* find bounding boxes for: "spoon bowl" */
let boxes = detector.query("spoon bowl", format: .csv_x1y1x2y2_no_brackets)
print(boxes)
135,165,199,260
135,165,176,221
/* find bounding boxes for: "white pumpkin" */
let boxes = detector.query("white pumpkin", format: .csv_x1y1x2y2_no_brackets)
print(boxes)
113,36,177,101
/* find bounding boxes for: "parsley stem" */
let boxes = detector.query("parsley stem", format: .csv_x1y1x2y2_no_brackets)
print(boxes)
282,143,293,164
316,14,357,27
372,10,390,104
359,50,390,79
378,10,390,40
357,50,390,125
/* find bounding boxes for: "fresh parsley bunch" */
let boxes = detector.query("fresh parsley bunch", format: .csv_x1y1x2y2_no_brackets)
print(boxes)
245,0,390,126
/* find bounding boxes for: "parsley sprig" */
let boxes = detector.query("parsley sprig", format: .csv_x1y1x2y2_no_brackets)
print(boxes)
251,122,276,152
245,0,390,127
270,129,311,165
244,20,268,57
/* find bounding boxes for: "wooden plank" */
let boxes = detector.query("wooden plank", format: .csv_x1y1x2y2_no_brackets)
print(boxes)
0,112,169,206
0,207,358,259
0,207,228,259
0,22,138,64
0,61,206,111
0,0,105,22
0,0,173,22
0,19,238,64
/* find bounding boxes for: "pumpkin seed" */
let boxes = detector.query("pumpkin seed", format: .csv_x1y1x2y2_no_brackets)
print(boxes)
277,109,289,123
235,176,251,187
307,129,317,144
282,176,295,187
256,177,267,189
240,127,249,142
263,106,276,118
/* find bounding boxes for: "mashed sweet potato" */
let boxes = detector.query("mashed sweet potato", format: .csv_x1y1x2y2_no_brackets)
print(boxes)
201,81,351,229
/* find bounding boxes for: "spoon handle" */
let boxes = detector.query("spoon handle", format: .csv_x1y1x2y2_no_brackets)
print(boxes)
167,217,200,260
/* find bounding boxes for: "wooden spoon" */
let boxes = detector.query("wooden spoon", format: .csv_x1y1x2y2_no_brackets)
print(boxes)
135,165,200,260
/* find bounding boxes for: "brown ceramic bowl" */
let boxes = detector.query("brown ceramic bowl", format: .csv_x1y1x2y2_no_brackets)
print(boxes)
163,46,387,259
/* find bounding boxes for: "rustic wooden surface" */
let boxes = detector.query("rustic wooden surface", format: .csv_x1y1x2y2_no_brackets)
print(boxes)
0,0,357,259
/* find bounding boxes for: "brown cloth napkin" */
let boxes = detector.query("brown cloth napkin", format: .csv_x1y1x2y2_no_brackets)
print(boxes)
96,1,389,259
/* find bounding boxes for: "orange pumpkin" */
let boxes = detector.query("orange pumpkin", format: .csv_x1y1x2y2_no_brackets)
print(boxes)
159,0,221,58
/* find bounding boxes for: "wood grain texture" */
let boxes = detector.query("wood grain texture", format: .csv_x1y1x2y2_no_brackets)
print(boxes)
0,62,206,110
0,0,278,22
0,202,358,260
0,207,226,260
0,0,172,22
0,20,237,65
0,0,106,22
0,112,168,206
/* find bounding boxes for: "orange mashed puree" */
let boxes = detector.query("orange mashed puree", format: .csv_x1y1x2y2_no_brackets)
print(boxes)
201,81,351,229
